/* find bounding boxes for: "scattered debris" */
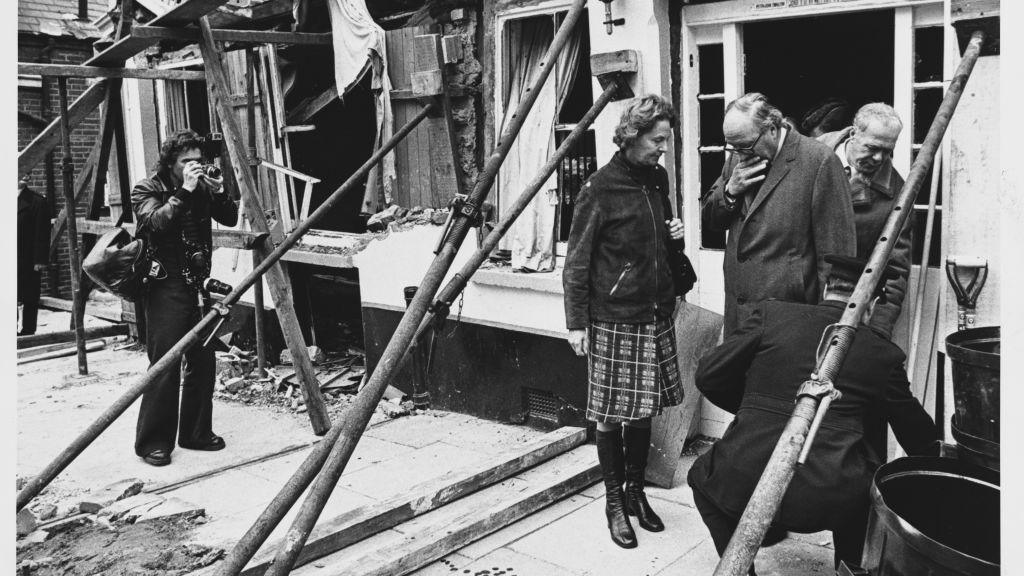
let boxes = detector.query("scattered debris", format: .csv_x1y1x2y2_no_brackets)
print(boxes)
134,497,205,524
79,478,145,513
279,345,326,365
17,509,38,537
36,504,57,522
379,399,416,420
366,204,408,231
17,530,50,550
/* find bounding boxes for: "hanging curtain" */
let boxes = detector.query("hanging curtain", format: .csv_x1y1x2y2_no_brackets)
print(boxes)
501,15,582,272
324,0,396,209
162,80,189,137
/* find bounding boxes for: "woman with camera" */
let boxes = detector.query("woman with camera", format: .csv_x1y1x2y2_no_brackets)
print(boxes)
131,129,239,467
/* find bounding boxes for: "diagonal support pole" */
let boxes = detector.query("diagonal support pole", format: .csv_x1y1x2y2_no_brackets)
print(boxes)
20,80,108,180
251,3,589,575
712,30,987,576
15,86,435,517
198,18,330,435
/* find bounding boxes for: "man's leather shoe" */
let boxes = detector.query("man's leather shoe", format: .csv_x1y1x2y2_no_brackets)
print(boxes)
142,449,171,467
179,435,226,451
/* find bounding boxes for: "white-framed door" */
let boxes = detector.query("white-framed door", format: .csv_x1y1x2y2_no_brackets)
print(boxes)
679,0,949,437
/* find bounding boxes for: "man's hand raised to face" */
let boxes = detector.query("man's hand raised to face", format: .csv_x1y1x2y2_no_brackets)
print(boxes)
182,161,204,193
726,156,769,197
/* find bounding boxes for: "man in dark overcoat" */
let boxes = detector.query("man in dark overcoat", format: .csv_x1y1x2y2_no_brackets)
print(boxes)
687,255,937,572
701,92,857,335
819,103,912,340
18,176,51,336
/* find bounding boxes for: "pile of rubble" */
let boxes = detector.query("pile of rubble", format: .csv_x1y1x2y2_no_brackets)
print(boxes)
16,479,221,576
366,204,449,232
214,345,419,420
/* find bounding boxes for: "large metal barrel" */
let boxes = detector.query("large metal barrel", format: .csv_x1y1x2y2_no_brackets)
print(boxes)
861,456,999,575
946,326,999,470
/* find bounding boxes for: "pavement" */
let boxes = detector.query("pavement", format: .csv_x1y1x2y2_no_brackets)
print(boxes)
17,309,836,575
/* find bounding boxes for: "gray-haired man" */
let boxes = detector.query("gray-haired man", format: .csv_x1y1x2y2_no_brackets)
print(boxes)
818,102,912,339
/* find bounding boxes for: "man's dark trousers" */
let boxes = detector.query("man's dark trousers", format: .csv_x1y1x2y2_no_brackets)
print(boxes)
18,269,42,335
135,277,215,456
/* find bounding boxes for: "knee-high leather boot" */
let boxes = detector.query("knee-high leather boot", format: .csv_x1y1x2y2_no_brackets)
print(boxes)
596,429,637,548
623,425,664,532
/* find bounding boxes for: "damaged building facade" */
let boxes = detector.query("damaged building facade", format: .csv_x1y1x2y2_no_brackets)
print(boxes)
42,0,1000,444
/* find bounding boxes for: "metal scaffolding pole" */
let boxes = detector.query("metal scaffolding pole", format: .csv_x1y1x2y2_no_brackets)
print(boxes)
224,3,590,575
712,30,987,576
16,103,435,513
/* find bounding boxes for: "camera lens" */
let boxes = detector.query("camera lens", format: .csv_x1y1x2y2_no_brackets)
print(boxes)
203,278,233,296
203,165,222,179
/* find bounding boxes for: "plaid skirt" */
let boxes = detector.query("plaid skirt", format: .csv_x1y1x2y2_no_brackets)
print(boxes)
586,318,684,423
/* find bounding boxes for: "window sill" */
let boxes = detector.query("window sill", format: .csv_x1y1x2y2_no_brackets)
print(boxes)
471,265,564,295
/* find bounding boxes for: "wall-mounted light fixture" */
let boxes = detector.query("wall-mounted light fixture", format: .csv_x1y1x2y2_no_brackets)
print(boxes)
599,0,625,35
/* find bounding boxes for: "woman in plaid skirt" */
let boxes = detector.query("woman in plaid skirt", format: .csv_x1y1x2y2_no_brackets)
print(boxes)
563,95,690,549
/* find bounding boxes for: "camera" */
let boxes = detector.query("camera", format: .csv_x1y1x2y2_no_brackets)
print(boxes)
203,278,233,297
201,164,222,179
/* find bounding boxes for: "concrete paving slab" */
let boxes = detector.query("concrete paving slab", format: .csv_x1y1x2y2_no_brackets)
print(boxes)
433,547,583,576
242,435,416,482
17,346,316,508
407,552,475,576
653,537,720,575
457,494,596,561
338,440,493,500
507,495,707,575
363,410,480,448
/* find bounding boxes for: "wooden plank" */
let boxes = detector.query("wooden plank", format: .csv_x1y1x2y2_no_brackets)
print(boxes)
646,302,724,488
17,324,128,349
286,85,339,125
198,18,330,435
48,143,99,257
414,34,465,207
85,0,232,66
17,63,206,81
132,26,333,46
385,27,410,207
240,427,587,576
589,49,640,77
279,249,354,269
74,218,265,249
288,446,601,576
19,80,108,179
39,296,124,323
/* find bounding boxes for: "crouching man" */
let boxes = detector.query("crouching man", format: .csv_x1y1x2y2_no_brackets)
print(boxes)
687,255,937,573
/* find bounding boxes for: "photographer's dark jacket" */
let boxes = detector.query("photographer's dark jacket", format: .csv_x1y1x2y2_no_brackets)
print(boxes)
563,152,686,330
131,171,239,280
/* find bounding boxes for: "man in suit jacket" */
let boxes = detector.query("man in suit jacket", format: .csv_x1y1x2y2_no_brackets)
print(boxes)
18,177,51,336
701,92,857,335
818,103,912,340
687,255,937,573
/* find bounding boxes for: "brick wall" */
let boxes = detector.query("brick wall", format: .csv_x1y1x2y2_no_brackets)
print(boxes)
18,35,102,299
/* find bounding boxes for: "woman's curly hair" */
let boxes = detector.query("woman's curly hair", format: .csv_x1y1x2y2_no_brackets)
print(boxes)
155,129,206,174
613,95,676,150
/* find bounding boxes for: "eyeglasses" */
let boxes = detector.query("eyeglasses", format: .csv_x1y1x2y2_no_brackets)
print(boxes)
724,129,766,156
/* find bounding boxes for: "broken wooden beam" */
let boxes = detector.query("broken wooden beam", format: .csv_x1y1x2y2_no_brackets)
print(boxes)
286,85,338,125
198,17,331,435
132,25,332,46
85,0,231,67
19,80,108,179
288,446,600,576
17,63,206,81
17,339,107,365
39,296,124,323
17,324,129,349
239,427,586,575
74,218,267,250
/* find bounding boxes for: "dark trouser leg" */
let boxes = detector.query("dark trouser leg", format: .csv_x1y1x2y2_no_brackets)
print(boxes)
178,306,216,446
18,270,41,335
623,420,665,532
691,487,757,576
135,279,197,456
595,425,637,549
832,508,869,570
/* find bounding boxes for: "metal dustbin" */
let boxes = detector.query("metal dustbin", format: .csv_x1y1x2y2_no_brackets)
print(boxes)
946,326,1000,470
861,456,999,575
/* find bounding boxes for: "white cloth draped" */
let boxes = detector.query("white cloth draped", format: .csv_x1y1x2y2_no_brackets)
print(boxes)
501,16,582,272
325,0,396,208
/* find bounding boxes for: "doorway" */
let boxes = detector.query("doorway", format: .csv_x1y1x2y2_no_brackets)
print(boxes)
743,10,895,129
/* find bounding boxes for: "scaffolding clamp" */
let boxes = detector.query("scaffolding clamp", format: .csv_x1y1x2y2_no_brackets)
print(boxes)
796,375,841,465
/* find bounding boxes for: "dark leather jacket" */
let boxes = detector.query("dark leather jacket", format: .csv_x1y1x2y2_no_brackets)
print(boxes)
131,171,239,279
563,152,685,330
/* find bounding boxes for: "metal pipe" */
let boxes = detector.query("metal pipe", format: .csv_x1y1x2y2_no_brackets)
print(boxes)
712,30,987,576
57,77,89,376
256,4,588,574
15,103,435,513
